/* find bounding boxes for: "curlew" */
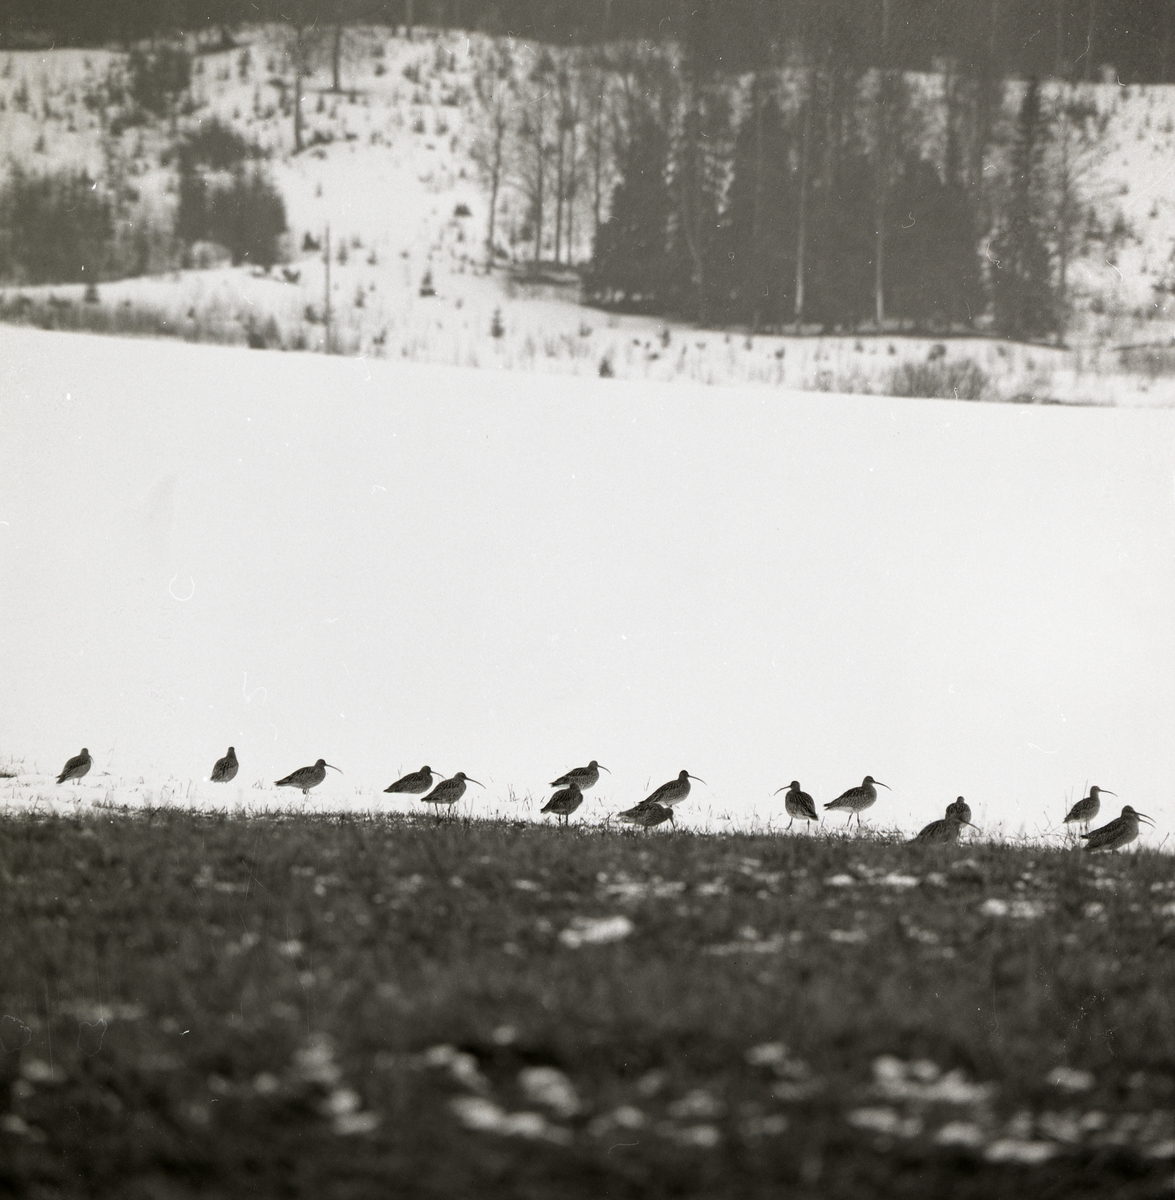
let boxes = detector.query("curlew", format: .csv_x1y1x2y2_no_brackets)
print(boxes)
824,776,890,827
541,782,584,825
1081,806,1154,852
56,748,91,785
616,800,675,832
420,772,482,811
550,760,609,791
911,804,979,845
642,770,705,808
210,746,238,783
1063,785,1115,833
384,765,441,795
773,781,818,831
275,759,341,796
946,796,971,825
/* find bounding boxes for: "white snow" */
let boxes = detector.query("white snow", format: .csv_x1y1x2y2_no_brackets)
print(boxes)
1,323,1172,843
4,31,1175,403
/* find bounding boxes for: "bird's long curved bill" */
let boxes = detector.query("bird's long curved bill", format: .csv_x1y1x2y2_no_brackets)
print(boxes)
689,775,706,784
325,763,342,773
1136,812,1155,826
599,765,612,774
875,781,891,790
466,777,485,788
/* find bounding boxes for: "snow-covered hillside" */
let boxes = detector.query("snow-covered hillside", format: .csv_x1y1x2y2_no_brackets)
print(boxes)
1,324,1172,845
1,28,1175,403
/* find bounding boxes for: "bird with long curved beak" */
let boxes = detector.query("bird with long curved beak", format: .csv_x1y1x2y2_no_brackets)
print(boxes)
1081,806,1154,852
616,801,675,832
911,804,979,844
643,770,705,807
420,772,483,810
774,781,818,831
824,776,890,827
384,765,442,794
550,760,610,791
275,759,341,796
57,748,92,785
1063,785,1115,832
946,796,971,824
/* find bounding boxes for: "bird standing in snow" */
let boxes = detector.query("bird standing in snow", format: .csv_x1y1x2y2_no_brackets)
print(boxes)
211,746,238,783
57,748,91,785
774,780,818,831
275,759,341,796
542,782,584,826
1081,806,1153,852
824,776,890,827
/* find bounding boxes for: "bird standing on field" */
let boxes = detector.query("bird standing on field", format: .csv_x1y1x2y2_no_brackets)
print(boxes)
275,759,341,796
616,801,675,832
56,748,91,785
946,796,971,824
211,746,238,783
824,776,889,827
541,782,584,825
643,770,705,808
1063,785,1115,833
912,805,978,844
774,781,818,831
1081,806,1154,852
550,760,609,791
420,772,482,811
384,765,441,794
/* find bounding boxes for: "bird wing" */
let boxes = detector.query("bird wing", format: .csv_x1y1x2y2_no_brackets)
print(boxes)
617,800,655,819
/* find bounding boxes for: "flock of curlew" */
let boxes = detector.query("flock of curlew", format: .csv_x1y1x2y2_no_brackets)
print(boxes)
49,747,1156,852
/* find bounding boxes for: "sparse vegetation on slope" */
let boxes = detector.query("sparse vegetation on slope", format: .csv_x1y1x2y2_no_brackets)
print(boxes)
1,27,1174,402
1,810,1172,1197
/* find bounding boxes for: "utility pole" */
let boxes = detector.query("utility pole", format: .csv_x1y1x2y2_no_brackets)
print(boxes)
324,223,332,354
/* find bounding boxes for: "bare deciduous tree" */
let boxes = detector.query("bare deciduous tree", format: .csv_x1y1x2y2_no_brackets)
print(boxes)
470,41,515,267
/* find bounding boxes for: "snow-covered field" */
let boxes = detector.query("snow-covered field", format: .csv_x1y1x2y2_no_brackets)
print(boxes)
2,323,1172,845
2,29,1175,403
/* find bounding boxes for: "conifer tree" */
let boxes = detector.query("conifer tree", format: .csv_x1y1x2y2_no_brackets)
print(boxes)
990,79,1057,339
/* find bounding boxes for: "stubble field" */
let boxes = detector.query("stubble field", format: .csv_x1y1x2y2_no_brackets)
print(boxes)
1,807,1172,1198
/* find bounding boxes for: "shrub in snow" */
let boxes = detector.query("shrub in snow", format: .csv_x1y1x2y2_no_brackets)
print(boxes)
0,167,113,284
176,166,287,269
888,358,989,401
127,44,192,117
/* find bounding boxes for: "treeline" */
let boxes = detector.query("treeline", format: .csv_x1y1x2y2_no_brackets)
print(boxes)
0,48,287,286
3,1,1175,86
468,21,1108,340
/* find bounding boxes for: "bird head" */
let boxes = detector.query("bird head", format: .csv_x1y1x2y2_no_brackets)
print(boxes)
865,776,890,789
455,772,484,787
1090,786,1116,799
684,771,705,784
317,760,342,773
1123,806,1155,826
